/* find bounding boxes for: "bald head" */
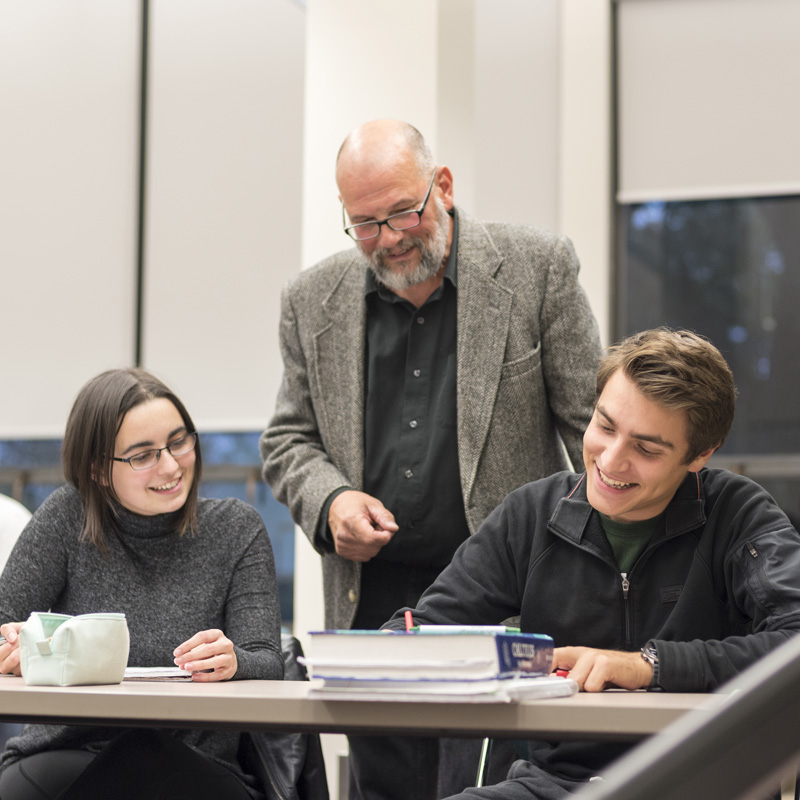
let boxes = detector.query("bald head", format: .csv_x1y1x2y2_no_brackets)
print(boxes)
335,120,455,304
336,120,435,188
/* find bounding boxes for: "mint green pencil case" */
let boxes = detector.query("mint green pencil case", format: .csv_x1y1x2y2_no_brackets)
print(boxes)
19,611,129,686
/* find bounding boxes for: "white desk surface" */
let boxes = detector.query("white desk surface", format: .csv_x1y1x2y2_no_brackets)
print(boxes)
0,677,726,740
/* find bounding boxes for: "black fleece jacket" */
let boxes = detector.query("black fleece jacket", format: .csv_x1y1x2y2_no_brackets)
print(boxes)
386,468,800,779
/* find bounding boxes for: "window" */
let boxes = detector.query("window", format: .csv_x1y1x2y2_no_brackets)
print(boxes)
617,195,800,521
618,195,800,456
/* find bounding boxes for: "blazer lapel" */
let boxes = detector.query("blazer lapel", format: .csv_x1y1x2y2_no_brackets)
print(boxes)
455,214,513,511
314,259,366,487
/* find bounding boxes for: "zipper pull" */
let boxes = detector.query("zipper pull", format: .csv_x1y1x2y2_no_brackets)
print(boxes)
621,572,630,598
746,542,758,558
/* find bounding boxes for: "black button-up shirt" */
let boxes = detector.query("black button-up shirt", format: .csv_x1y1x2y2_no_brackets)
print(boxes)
361,211,469,566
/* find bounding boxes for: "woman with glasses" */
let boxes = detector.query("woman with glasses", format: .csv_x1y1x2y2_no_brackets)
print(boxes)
0,368,284,799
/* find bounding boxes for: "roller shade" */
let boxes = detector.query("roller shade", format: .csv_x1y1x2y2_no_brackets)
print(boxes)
617,0,800,203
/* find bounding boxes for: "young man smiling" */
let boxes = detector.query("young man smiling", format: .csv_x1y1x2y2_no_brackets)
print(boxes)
384,327,800,800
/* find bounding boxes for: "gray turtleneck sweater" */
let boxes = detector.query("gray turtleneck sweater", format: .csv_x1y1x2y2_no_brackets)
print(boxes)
0,484,283,796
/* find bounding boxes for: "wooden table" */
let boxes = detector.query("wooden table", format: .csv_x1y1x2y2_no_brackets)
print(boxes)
0,677,725,740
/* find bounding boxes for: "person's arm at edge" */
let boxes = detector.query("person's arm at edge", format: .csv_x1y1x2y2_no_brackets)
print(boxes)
0,491,70,633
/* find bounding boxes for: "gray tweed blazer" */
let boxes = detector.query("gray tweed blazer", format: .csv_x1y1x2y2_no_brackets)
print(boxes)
261,209,601,629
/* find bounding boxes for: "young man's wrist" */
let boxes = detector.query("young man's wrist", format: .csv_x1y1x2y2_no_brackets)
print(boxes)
640,640,660,689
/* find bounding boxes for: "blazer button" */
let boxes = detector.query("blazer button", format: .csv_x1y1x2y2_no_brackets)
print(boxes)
348,589,357,603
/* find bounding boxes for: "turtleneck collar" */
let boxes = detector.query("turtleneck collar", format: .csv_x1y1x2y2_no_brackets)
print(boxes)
111,500,184,539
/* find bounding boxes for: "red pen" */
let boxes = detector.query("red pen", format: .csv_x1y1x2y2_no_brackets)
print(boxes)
404,610,413,632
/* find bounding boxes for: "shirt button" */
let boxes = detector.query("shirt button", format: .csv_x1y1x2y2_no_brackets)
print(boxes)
413,369,421,377
409,420,418,428
404,469,413,479
416,316,425,325
347,589,357,603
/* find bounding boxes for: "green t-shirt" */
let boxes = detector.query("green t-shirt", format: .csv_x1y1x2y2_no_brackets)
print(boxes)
599,511,666,574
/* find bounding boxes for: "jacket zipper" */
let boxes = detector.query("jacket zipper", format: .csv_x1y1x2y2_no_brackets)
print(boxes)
621,572,631,647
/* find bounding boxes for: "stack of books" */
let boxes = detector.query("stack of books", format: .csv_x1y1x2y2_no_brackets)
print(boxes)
299,625,577,703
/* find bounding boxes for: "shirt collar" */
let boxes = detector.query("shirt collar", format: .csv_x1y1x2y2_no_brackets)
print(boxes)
550,470,708,544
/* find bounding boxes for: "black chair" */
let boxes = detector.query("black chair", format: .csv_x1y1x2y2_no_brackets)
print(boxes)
240,633,330,800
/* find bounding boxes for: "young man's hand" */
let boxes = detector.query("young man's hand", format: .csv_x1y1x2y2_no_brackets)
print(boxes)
552,646,653,692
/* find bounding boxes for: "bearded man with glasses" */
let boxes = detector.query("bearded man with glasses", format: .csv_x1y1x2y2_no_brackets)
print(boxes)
261,119,602,799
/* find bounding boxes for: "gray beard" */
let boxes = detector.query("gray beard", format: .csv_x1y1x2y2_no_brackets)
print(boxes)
362,198,450,293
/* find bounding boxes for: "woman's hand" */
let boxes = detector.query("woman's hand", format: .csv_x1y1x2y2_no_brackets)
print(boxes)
0,622,24,676
173,629,238,682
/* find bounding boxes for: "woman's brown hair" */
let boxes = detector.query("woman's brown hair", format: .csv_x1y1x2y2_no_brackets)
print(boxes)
61,368,202,550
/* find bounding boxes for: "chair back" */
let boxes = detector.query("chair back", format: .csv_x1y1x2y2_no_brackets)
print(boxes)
240,633,330,800
0,494,31,572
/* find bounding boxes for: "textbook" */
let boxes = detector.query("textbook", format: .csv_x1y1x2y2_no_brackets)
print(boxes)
308,674,577,704
123,666,193,681
299,626,554,682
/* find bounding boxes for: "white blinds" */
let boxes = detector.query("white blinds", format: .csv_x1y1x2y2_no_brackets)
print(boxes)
0,1,305,437
0,2,139,437
141,0,305,432
617,0,800,203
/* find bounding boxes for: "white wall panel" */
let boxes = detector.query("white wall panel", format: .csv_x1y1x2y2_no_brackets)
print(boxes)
0,2,140,437
473,0,560,231
302,0,439,271
437,0,477,214
143,0,305,431
560,0,612,343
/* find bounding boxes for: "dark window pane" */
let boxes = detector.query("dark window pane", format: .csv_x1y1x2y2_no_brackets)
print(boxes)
0,439,61,468
618,196,800,455
756,477,800,529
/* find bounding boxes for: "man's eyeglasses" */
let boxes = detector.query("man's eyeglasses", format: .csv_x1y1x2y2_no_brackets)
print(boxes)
113,432,198,471
343,168,437,241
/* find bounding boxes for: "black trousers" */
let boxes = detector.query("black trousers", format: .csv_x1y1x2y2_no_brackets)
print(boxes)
440,759,588,800
347,561,516,800
0,729,253,800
